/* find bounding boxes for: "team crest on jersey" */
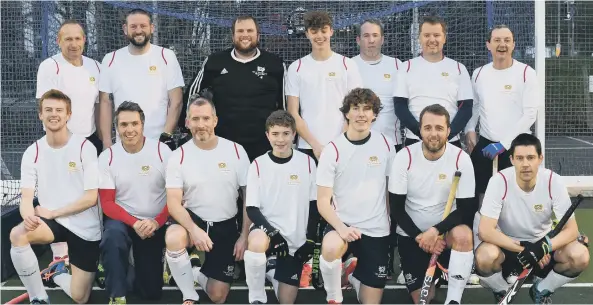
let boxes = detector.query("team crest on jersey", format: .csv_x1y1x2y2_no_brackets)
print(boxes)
383,73,391,79
148,65,157,75
218,162,230,173
533,204,544,213
68,161,78,172
439,174,447,180
288,174,301,185
504,84,512,90
368,156,381,167
441,72,449,77
253,66,267,79
327,72,338,80
89,76,96,84
140,165,151,176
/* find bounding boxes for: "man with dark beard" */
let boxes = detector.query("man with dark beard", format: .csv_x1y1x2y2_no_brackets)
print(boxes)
180,15,286,162
99,9,184,151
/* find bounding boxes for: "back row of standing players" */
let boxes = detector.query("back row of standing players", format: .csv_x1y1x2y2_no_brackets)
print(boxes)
13,7,589,305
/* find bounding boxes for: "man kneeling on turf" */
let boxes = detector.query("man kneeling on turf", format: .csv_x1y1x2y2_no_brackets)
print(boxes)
10,89,100,304
244,110,317,304
476,133,590,304
98,102,172,304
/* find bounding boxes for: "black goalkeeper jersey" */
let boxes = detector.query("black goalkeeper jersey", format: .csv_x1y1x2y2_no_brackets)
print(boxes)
181,48,285,160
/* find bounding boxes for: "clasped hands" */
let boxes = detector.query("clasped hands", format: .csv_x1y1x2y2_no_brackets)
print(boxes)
416,227,446,255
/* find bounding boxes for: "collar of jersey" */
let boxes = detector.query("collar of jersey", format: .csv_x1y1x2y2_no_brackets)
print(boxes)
231,48,261,64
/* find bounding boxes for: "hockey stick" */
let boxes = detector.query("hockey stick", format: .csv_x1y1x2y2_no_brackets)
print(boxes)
498,194,585,305
5,292,29,304
311,219,326,290
418,171,462,304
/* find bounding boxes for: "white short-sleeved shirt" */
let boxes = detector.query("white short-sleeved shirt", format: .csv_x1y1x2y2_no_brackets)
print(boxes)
388,142,475,236
285,52,364,149
166,137,250,222
99,44,185,139
352,55,403,146
480,167,573,242
20,134,101,241
98,138,172,219
393,56,473,141
246,151,317,255
36,53,101,137
317,132,392,237
465,60,539,148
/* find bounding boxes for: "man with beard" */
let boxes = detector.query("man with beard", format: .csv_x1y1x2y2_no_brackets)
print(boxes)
388,104,476,304
181,15,286,162
394,16,473,148
98,102,172,304
164,93,250,305
35,19,101,266
99,9,184,151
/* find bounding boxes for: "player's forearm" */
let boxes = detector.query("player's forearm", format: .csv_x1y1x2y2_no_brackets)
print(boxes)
99,94,113,144
294,114,321,148
465,100,480,133
99,189,138,227
389,192,422,238
307,200,320,240
317,197,346,233
154,205,170,228
394,97,420,137
500,107,537,148
550,219,579,251
19,189,36,219
241,193,251,236
163,87,183,134
479,227,523,252
53,189,98,218
168,201,195,232
246,206,275,233
449,99,473,139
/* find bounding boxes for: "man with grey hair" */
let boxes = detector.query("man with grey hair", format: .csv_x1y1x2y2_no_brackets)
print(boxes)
164,92,251,304
98,101,172,304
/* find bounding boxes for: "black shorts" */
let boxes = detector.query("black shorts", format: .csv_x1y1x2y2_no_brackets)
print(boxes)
404,138,462,149
470,136,513,194
86,132,103,157
186,209,238,284
397,234,451,293
323,224,390,289
498,247,555,279
40,217,100,272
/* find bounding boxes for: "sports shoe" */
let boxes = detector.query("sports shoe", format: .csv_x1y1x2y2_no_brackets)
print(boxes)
51,255,69,267
182,299,199,305
30,298,49,304
190,251,202,288
493,290,506,303
529,280,553,304
40,259,69,288
328,300,341,304
265,256,277,285
467,273,480,285
108,296,126,304
95,263,106,289
300,262,312,287
341,257,357,288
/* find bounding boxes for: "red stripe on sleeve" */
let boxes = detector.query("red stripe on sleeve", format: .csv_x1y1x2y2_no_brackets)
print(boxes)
342,56,347,70
108,147,113,166
406,61,411,72
51,57,59,74
330,141,339,162
154,205,169,227
381,133,390,152
455,149,463,170
498,172,508,200
99,189,138,227
296,58,302,72
474,65,484,83
80,139,88,162
161,47,168,65
405,146,412,170
180,146,185,164
395,58,399,70
158,142,163,162
108,51,117,67
457,62,461,75
254,159,260,177
234,143,240,159
94,60,101,73
34,141,39,163
307,155,311,174
548,170,553,200
523,65,528,83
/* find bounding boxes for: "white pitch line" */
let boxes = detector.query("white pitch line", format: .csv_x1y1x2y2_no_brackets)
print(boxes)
2,283,593,291
546,146,593,150
567,136,593,146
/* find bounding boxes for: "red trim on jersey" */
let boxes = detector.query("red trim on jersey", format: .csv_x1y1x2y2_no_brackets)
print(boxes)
405,146,411,170
307,155,311,174
523,65,528,83
180,146,185,164
154,206,170,227
296,59,302,72
330,141,339,162
51,57,59,74
157,141,163,162
93,60,101,73
233,143,240,159
161,47,168,65
548,170,553,200
499,172,508,200
394,119,400,145
80,139,88,162
406,61,411,72
475,65,484,83
34,141,39,163
254,159,260,177
342,56,347,70
108,147,113,166
458,101,464,110
108,51,117,67
457,62,461,75
395,58,399,70
381,134,390,152
99,189,138,227
455,149,463,170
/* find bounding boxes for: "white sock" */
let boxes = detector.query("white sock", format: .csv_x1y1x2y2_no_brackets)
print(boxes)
194,268,209,290
445,250,474,304
479,271,510,293
53,273,72,298
348,274,362,301
50,242,68,259
244,250,268,304
319,255,343,303
266,268,280,299
166,249,200,302
10,245,48,301
537,270,575,293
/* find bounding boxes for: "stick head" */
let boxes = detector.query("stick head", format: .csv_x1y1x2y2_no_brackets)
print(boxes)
454,171,462,177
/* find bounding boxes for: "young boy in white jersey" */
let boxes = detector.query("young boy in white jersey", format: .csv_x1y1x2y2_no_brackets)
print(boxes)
98,101,172,304
36,19,102,263
393,16,473,148
164,91,251,305
388,104,476,304
10,89,100,304
99,8,184,151
465,25,539,201
317,88,392,304
244,110,317,304
476,133,589,304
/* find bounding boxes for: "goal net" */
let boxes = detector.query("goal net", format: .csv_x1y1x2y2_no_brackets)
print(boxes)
1,1,592,209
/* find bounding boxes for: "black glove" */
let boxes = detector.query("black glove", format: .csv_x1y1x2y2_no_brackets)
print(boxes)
517,236,552,269
294,239,315,265
159,132,176,150
267,229,289,258
177,132,192,147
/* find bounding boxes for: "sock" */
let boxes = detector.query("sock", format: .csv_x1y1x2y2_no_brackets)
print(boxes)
348,274,362,301
194,268,209,290
244,250,268,304
537,270,575,293
11,245,48,301
266,268,280,299
445,250,474,304
165,249,200,301
53,273,72,298
50,242,68,260
319,255,343,303
479,271,510,293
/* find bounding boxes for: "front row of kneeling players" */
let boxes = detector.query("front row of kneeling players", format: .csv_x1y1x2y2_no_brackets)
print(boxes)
12,88,589,304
